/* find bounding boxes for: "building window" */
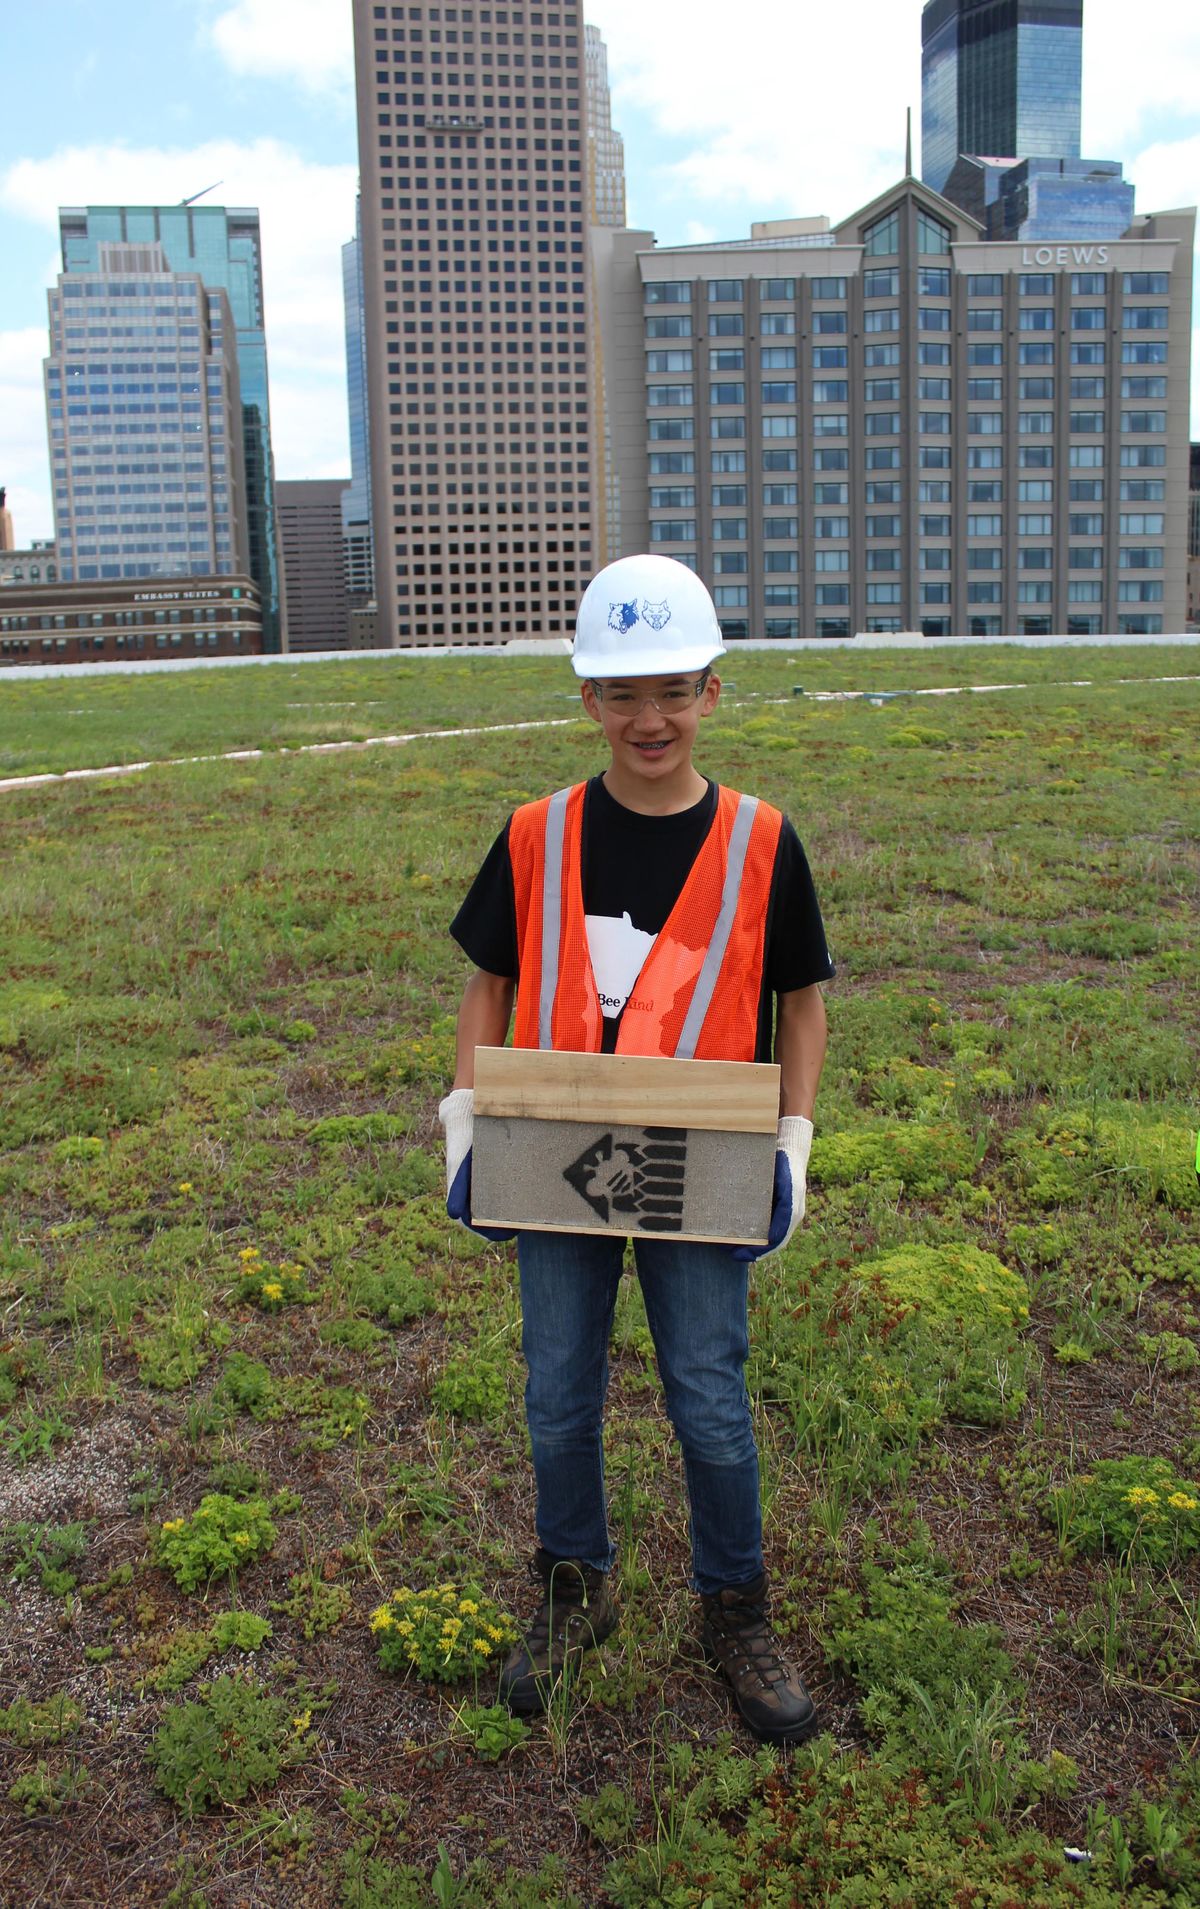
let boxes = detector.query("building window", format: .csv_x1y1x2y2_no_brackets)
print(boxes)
762,311,797,336
810,277,847,300
968,274,1003,296
919,267,950,296
917,212,951,256
645,281,690,304
864,269,899,299
761,278,795,301
863,212,899,257
708,313,744,336
1071,273,1107,295
707,279,743,302
1123,273,1168,295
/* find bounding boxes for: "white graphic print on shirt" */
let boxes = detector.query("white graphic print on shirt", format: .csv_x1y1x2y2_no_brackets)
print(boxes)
585,911,656,1019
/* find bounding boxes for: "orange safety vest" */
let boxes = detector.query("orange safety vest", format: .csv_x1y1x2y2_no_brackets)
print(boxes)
508,781,783,1061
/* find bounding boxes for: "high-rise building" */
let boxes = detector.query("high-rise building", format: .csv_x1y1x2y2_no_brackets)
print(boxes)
341,197,376,601
60,206,283,650
0,488,14,552
583,23,632,566
585,26,625,227
942,154,1135,244
592,180,1194,637
44,241,251,587
277,479,353,651
921,0,1083,199
351,0,600,645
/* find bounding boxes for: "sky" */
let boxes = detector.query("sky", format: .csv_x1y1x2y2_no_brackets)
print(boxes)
1,0,1197,547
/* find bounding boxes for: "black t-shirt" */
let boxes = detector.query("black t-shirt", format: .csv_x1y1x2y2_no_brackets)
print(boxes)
450,776,834,1061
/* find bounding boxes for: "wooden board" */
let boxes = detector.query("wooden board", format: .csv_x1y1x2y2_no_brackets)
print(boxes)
473,1046,779,1132
471,1048,780,1244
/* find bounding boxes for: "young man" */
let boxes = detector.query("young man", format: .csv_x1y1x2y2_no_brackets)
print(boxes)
438,553,833,1743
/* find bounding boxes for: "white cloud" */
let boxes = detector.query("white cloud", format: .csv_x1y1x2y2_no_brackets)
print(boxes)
586,0,919,234
0,327,54,545
207,0,353,97
1082,0,1200,153
0,138,358,534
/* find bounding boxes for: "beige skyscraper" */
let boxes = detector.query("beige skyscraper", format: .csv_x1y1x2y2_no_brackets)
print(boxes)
0,487,14,552
352,0,623,647
584,26,625,227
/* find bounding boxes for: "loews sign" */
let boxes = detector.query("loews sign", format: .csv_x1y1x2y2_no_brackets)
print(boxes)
1020,244,1110,267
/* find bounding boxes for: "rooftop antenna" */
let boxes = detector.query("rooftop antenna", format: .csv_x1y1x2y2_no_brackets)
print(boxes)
905,108,913,178
181,181,223,206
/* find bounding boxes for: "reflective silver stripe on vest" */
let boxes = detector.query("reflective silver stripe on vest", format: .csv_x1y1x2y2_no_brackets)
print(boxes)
674,793,759,1060
538,786,572,1049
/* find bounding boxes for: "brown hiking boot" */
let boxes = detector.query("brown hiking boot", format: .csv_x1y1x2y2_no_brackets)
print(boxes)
499,1550,617,1716
700,1573,818,1745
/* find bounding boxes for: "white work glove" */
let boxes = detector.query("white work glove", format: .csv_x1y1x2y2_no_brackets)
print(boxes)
437,1087,474,1200
733,1114,813,1262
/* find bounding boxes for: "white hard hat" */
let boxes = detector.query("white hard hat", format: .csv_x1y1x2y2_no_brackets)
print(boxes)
571,554,727,679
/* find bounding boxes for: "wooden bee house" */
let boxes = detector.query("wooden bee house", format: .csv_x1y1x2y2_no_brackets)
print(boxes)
470,1046,780,1244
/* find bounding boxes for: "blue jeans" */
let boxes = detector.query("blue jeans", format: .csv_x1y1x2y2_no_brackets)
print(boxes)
516,1230,763,1595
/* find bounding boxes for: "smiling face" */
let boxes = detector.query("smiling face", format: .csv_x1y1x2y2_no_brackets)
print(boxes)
581,668,722,811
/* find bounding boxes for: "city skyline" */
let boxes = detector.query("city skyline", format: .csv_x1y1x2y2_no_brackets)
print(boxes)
2,0,1198,549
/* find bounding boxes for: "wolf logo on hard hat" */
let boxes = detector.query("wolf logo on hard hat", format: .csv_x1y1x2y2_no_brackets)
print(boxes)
641,599,672,630
608,601,639,634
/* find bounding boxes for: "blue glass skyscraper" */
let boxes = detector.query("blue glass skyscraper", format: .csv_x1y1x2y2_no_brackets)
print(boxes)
44,241,249,587
59,205,282,650
340,197,374,600
922,0,1083,197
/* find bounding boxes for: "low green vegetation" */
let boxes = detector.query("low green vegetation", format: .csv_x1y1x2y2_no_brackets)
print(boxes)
0,646,1197,1901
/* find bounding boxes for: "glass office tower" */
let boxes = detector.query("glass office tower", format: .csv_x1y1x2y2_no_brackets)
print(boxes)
44,242,249,585
341,196,374,600
922,0,1083,198
59,205,283,650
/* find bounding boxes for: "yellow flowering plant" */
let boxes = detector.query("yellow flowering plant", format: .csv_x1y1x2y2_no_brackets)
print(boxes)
234,1248,316,1313
155,1493,279,1592
1050,1455,1200,1567
370,1582,517,1683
